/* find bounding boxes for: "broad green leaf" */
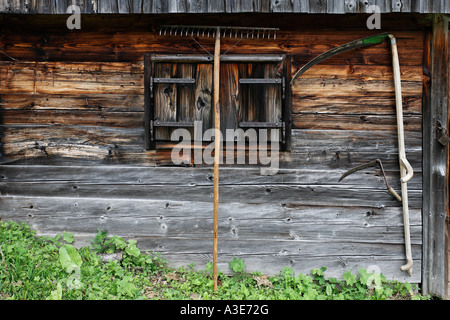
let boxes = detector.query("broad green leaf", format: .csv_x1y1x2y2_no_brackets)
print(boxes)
47,282,62,300
110,236,126,250
343,270,356,286
229,257,246,273
125,242,141,257
59,244,82,271
63,231,74,244
326,284,332,296
117,277,137,296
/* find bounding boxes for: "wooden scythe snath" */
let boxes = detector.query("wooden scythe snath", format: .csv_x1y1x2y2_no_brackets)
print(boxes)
159,25,279,291
292,33,414,276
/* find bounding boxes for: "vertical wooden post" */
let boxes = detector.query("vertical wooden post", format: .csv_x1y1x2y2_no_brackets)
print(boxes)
213,27,221,292
422,14,449,297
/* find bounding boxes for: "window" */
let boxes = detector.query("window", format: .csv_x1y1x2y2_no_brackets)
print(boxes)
144,54,292,152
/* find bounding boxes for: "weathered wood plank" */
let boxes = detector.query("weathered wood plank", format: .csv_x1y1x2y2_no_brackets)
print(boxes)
292,0,310,12
421,14,449,297
207,0,225,12
290,63,423,120
0,125,189,165
1,126,422,168
0,196,421,241
158,251,421,282
177,63,195,123
0,61,144,95
271,0,294,12
0,196,421,281
194,64,213,133
0,0,444,14
0,94,145,112
0,165,422,190
309,0,327,13
219,63,240,138
290,129,422,153
327,0,345,13
263,63,282,124
1,109,143,127
294,96,422,115
154,63,177,140
293,113,422,131
0,180,423,208
293,64,423,82
292,79,423,98
0,26,424,66
0,223,420,281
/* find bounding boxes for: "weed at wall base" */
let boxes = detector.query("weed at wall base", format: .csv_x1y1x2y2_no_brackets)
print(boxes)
0,221,431,300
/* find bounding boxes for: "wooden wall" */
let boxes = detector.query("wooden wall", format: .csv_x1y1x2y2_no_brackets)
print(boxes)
1,0,450,14
0,14,425,282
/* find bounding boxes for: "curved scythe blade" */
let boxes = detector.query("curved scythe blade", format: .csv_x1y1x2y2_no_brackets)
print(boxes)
290,33,390,84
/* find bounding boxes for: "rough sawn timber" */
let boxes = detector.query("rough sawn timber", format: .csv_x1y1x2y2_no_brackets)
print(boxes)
0,14,424,282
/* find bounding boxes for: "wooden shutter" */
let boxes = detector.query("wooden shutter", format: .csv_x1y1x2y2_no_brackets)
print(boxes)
144,54,213,149
144,54,291,151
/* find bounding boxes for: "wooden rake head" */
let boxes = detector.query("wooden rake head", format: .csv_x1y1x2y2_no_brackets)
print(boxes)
159,25,279,39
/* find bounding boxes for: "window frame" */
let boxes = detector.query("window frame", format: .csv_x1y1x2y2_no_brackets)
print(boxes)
144,53,292,151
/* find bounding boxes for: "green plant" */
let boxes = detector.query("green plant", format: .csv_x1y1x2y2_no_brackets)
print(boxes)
90,229,126,254
229,257,246,273
0,221,431,301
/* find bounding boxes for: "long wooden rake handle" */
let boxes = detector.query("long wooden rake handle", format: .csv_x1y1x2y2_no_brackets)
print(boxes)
213,27,221,292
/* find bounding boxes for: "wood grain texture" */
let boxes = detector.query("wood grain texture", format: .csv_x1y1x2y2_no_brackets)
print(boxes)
0,195,422,281
421,15,448,297
0,16,426,283
0,0,447,14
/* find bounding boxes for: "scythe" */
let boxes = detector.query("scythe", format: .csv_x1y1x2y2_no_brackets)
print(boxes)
291,33,414,276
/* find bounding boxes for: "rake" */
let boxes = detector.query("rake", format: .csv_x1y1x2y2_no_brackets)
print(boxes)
159,25,279,291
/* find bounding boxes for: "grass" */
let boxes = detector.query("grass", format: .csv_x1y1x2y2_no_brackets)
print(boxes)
0,220,432,300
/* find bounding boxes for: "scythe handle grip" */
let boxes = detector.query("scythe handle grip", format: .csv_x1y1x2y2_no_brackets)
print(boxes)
388,186,402,202
400,158,414,183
